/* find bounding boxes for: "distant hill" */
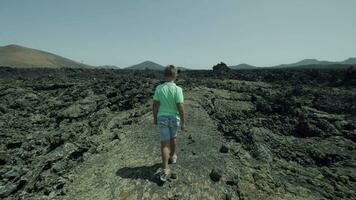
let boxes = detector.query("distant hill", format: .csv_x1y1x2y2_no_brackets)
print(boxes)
275,64,353,69
273,58,356,68
274,59,332,68
230,57,356,70
97,65,120,69
126,61,164,70
175,66,190,71
341,57,356,65
229,63,258,69
125,61,189,71
0,44,92,68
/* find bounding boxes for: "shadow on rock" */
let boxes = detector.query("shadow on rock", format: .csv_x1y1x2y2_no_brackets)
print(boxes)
115,163,163,186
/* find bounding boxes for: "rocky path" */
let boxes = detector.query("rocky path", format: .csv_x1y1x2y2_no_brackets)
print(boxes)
63,90,239,200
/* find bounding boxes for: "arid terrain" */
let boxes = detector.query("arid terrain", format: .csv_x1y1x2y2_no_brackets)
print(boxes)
0,45,91,68
0,67,355,200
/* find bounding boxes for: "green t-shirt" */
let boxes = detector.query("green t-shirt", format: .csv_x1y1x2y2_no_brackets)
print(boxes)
153,82,184,117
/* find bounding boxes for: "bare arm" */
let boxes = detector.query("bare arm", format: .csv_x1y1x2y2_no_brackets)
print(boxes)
152,100,159,124
177,103,185,130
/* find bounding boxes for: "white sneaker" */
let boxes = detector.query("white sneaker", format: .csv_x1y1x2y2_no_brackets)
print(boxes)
169,154,177,164
155,168,170,182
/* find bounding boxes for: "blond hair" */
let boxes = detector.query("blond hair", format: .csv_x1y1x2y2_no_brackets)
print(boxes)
164,65,177,80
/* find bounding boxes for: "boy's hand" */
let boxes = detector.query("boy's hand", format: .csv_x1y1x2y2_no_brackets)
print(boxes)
180,122,185,131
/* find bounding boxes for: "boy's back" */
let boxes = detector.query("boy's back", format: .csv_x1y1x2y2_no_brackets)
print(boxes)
154,82,184,117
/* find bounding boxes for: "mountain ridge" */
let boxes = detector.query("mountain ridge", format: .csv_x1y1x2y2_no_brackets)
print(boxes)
0,44,92,68
125,61,164,70
1,44,354,70
229,63,258,69
125,61,189,71
230,57,356,69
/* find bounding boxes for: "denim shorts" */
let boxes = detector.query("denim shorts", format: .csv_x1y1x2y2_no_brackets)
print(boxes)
157,115,180,142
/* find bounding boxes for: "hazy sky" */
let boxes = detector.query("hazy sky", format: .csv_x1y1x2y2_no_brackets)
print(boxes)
1,0,355,69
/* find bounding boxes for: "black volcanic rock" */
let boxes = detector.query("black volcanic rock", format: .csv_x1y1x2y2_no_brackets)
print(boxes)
226,175,238,186
0,67,355,199
210,168,222,182
225,193,232,200
212,62,231,73
170,173,177,179
294,119,322,138
59,95,99,119
220,144,229,153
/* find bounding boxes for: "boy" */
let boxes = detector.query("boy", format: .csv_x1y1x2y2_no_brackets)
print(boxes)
152,65,185,182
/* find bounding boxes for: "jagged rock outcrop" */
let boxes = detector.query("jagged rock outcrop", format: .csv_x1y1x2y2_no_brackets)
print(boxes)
212,62,231,73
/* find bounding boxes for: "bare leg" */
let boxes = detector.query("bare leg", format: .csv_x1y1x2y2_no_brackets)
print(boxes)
161,140,170,169
170,138,176,156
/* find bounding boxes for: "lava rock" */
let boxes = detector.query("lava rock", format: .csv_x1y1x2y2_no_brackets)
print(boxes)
188,134,195,144
255,99,272,113
225,193,232,200
220,144,229,153
0,157,7,165
210,168,222,182
22,141,34,151
6,141,22,149
212,62,231,73
294,120,322,138
63,143,87,161
226,175,238,186
106,132,119,141
0,183,18,198
0,179,27,198
343,131,356,143
46,133,64,152
251,94,259,102
3,167,24,182
0,104,7,113
170,173,177,179
88,146,97,154
59,96,98,119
